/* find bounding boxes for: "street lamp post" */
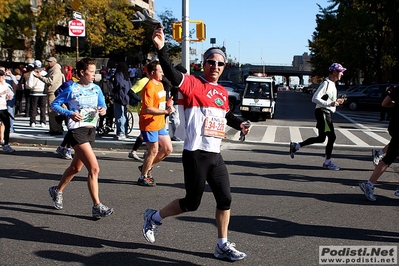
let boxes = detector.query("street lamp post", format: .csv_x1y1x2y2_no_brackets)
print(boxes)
238,40,242,65
260,44,264,74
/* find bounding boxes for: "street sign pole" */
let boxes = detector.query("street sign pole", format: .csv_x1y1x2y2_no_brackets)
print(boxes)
76,36,79,63
68,19,85,63
182,0,190,74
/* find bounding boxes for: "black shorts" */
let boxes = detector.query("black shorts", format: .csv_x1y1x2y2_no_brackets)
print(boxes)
66,127,96,147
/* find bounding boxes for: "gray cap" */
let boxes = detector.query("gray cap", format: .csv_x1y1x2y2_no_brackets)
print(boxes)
46,57,57,62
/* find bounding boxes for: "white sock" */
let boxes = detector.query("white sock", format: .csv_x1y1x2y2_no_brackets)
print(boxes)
324,159,331,165
295,143,300,150
152,211,163,223
218,238,228,247
367,180,374,187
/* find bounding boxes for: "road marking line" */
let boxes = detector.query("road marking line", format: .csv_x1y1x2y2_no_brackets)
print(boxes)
339,129,369,146
363,131,390,145
312,128,327,145
290,127,302,142
262,125,276,143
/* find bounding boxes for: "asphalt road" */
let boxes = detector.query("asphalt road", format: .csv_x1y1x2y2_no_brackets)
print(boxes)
1,91,399,265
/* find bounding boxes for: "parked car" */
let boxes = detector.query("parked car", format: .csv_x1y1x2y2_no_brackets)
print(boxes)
303,83,319,94
224,86,241,112
218,80,244,96
295,85,304,91
338,85,368,97
343,84,390,110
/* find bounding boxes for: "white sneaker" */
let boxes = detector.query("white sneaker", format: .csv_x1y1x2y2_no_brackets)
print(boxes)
128,151,143,161
214,241,247,261
31,123,36,128
65,148,72,160
322,161,340,170
41,123,46,128
372,149,383,166
359,182,376,201
3,144,15,153
142,209,161,243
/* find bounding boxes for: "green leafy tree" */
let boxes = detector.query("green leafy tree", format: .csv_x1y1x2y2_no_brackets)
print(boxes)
309,0,399,84
76,0,143,57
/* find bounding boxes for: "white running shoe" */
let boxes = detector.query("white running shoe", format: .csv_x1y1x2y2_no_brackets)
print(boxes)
372,149,383,166
214,241,247,261
92,203,114,218
359,182,376,201
322,161,340,170
142,209,161,243
49,186,63,209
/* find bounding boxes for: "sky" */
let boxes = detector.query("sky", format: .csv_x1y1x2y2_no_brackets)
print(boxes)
155,0,331,66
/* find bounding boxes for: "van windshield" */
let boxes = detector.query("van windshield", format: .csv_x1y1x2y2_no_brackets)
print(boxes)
244,82,272,99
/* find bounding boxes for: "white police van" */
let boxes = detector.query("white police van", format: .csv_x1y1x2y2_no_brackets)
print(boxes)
239,73,276,121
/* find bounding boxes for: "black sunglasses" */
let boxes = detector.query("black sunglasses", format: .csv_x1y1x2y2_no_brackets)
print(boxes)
206,59,225,67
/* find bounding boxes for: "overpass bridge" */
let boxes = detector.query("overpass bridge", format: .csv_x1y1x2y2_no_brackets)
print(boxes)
218,64,313,86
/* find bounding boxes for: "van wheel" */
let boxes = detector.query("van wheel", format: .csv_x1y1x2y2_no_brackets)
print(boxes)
349,101,358,110
228,98,236,112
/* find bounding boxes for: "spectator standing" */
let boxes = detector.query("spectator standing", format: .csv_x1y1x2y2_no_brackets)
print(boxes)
289,63,346,170
64,65,73,81
49,57,113,218
140,28,250,261
112,62,131,140
128,65,137,84
27,60,47,127
34,57,65,135
13,68,23,115
97,72,114,135
0,68,15,153
21,64,34,117
2,67,18,133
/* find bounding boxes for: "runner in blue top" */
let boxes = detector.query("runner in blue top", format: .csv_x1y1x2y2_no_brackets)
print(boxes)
48,57,114,218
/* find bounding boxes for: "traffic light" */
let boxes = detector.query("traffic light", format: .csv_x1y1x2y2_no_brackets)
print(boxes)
172,22,182,42
196,21,206,41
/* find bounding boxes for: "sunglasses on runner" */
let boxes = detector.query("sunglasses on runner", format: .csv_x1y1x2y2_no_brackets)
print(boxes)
206,59,225,67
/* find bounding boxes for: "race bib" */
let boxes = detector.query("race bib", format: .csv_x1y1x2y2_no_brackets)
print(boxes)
80,107,98,125
203,115,226,138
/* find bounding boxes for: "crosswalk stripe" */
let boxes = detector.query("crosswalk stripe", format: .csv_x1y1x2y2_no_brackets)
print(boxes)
312,128,327,145
262,125,276,142
289,127,302,142
363,131,389,145
339,129,369,146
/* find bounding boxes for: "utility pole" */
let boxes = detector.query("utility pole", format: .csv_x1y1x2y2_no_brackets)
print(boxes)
182,0,190,74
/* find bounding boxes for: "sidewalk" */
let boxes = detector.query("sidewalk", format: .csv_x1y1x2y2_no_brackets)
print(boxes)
9,112,185,152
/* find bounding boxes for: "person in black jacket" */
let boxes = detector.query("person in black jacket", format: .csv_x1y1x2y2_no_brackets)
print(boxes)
97,72,114,135
112,62,131,140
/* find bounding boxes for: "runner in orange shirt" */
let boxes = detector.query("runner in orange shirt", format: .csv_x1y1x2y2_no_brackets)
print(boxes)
137,60,175,186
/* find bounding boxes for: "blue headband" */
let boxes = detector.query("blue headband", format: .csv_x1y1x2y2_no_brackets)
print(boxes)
203,49,226,63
